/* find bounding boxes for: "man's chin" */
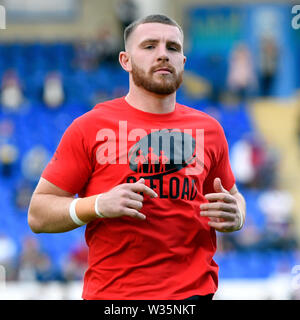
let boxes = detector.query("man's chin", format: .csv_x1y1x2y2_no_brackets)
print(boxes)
149,79,178,95
132,72,182,95
143,83,174,95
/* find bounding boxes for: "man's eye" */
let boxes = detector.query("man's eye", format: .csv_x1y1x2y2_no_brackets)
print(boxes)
168,47,178,51
145,45,154,49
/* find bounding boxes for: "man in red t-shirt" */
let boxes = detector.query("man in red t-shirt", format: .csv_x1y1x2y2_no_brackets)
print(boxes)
28,14,246,300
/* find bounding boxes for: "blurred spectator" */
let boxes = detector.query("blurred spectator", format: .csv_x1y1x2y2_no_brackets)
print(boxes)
43,71,65,109
220,209,298,253
21,145,50,182
227,43,257,103
73,39,99,71
257,188,298,251
206,53,224,105
0,142,18,177
62,241,88,282
17,236,41,281
230,133,278,189
234,216,263,251
262,220,298,251
0,119,18,177
35,252,61,282
258,188,293,224
0,233,18,281
0,119,15,141
249,136,278,189
17,236,60,282
94,28,120,65
74,29,120,72
115,0,138,36
230,136,255,188
258,35,278,97
217,233,238,253
0,70,24,111
217,215,263,253
14,179,35,211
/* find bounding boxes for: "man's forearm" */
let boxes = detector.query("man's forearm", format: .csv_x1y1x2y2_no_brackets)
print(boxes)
28,193,98,233
28,178,157,234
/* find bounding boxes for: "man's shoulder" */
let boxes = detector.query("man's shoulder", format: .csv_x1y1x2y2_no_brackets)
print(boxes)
92,96,125,111
73,97,124,126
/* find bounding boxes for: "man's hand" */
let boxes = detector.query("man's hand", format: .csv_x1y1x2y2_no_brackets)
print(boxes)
200,178,244,232
96,178,158,220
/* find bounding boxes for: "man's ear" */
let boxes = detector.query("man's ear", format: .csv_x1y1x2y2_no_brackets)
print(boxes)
119,51,132,72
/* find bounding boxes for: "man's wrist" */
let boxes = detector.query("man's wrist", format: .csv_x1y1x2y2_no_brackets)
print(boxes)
69,198,86,226
95,194,106,218
72,194,106,224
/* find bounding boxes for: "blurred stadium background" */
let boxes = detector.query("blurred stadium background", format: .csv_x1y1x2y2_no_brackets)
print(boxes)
0,0,300,300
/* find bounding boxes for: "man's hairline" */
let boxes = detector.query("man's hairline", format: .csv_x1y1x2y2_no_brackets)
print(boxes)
125,22,184,52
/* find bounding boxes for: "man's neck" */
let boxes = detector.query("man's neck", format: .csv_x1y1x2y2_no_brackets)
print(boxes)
125,85,176,114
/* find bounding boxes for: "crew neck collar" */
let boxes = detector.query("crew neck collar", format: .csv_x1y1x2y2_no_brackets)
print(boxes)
122,96,178,120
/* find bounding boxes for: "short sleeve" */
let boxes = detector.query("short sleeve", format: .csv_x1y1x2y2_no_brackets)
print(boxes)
41,120,92,194
203,125,235,195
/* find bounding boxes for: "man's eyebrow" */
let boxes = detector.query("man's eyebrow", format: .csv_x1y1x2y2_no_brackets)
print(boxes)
166,40,182,50
139,39,159,47
138,39,182,50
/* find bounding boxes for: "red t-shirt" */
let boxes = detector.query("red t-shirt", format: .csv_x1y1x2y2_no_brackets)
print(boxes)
42,97,235,300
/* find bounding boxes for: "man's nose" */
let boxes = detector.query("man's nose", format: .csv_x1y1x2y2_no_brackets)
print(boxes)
156,45,169,62
157,55,169,62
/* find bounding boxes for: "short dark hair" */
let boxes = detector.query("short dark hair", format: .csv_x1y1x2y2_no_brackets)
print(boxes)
124,14,183,49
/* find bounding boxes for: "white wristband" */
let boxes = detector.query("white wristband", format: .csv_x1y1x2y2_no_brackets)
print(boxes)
69,198,86,226
95,194,106,218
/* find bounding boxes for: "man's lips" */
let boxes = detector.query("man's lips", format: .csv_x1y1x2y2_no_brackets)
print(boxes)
154,68,172,74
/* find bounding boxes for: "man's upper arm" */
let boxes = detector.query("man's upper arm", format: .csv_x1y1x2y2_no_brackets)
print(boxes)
33,177,75,197
41,119,92,195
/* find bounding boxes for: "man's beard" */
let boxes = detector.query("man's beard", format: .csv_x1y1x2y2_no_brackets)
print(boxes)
131,60,184,95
